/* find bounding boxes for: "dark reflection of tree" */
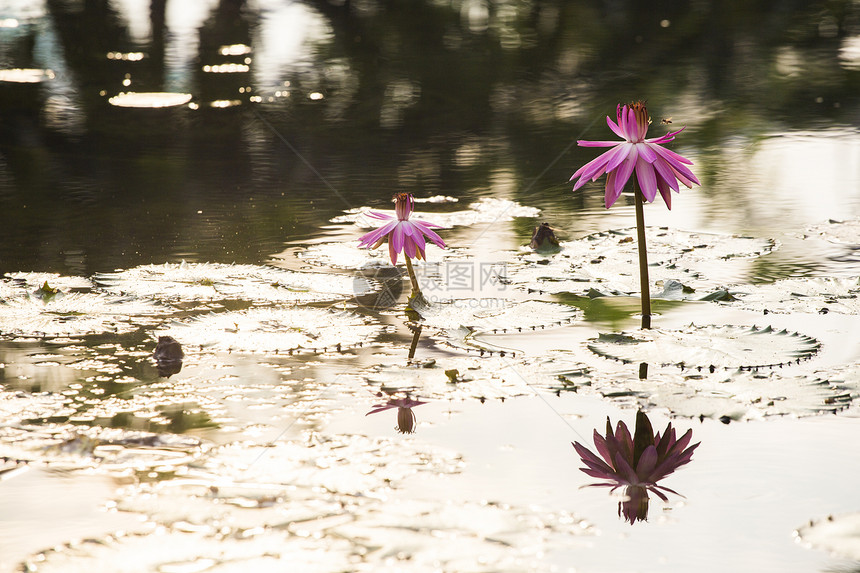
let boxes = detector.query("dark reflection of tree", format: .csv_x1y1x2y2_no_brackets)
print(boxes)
0,0,856,276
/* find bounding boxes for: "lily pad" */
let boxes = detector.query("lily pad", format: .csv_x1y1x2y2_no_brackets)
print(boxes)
364,357,537,401
411,298,580,334
21,529,357,573
0,292,164,338
506,227,776,296
95,262,375,304
726,277,860,315
795,512,860,560
332,197,540,229
4,272,94,291
291,241,436,270
587,324,820,370
523,351,853,420
156,307,385,354
805,218,860,245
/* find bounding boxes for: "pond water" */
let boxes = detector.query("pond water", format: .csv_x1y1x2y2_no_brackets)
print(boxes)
1,1,860,571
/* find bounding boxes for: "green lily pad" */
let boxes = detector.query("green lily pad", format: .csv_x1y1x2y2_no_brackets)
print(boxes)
587,324,820,370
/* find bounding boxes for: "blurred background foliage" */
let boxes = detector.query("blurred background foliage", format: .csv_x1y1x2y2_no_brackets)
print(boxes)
0,0,857,275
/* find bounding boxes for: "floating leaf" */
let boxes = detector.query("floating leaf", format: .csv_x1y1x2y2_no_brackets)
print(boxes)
21,529,357,573
726,277,860,315
522,352,853,420
95,262,375,304
332,197,540,229
587,324,820,370
157,307,384,354
4,272,94,291
506,227,776,296
411,298,579,334
805,218,860,245
330,499,592,570
364,357,536,401
0,292,165,338
796,512,860,560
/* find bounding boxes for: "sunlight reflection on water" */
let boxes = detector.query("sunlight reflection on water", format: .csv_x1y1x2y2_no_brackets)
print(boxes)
1,1,860,572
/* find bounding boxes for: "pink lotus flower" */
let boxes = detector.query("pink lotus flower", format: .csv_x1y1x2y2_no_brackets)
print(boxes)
570,102,700,209
572,411,699,523
358,193,446,265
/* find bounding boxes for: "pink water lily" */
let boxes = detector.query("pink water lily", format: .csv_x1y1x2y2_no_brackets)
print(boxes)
358,193,446,265
570,102,700,209
572,411,699,523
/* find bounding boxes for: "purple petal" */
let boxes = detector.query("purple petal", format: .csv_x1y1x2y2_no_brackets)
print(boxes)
635,445,658,479
578,140,625,147
614,421,634,461
613,452,639,485
592,432,614,466
606,115,625,139
571,149,615,185
635,158,658,202
652,143,697,168
645,126,686,146
366,210,395,221
366,404,397,415
656,177,672,210
604,171,622,208
406,223,427,252
358,220,397,248
574,442,615,474
388,239,399,265
613,146,638,196
636,142,657,163
625,106,638,140
411,221,446,248
651,155,680,192
403,236,417,259
604,142,634,173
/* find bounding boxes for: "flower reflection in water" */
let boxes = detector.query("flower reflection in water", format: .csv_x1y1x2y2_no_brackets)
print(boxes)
366,396,428,434
572,410,699,523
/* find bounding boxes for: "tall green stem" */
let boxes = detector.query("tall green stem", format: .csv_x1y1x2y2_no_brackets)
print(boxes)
403,256,421,298
633,181,651,329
